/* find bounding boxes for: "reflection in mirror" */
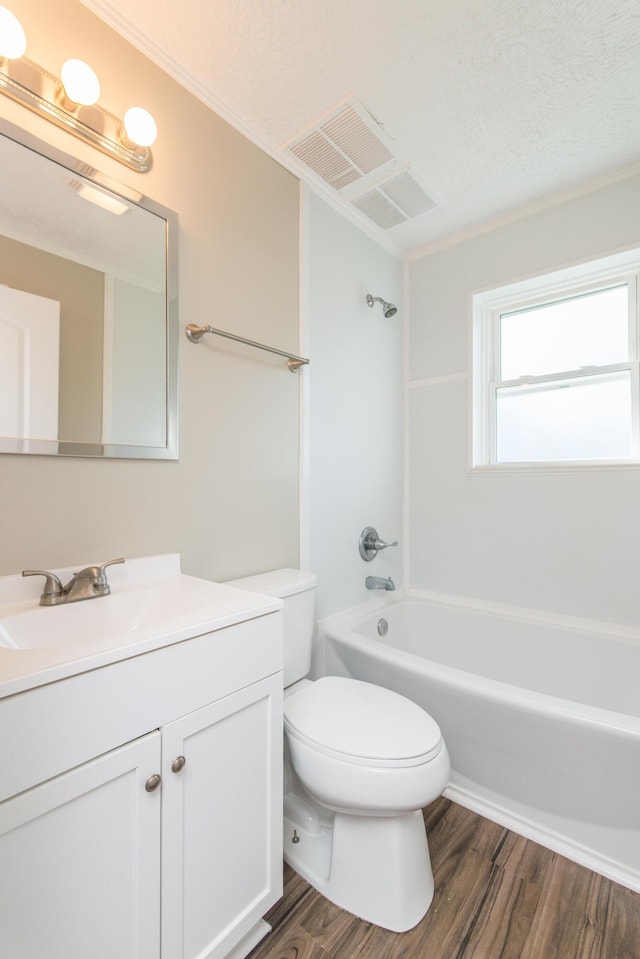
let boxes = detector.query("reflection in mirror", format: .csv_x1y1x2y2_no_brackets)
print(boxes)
0,118,178,459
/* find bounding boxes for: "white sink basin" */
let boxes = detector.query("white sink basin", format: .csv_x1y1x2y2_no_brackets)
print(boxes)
0,555,282,700
0,576,265,652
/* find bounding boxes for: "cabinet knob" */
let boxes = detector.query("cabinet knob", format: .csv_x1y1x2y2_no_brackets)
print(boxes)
145,773,162,793
171,755,186,774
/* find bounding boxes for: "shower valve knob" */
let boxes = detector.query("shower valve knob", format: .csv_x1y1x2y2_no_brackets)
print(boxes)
359,526,399,562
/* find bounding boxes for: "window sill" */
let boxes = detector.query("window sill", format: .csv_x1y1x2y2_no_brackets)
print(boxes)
470,460,640,475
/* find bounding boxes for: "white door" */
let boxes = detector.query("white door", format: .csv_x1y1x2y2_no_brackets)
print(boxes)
161,674,283,959
0,731,161,959
0,284,60,441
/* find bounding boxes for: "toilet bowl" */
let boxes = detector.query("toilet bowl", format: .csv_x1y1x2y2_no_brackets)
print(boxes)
226,571,450,933
285,676,448,814
283,676,450,931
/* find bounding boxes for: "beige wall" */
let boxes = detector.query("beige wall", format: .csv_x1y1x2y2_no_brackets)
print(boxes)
0,0,301,580
0,236,105,442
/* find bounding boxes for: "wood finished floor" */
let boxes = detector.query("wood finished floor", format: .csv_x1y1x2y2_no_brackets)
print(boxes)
253,798,640,959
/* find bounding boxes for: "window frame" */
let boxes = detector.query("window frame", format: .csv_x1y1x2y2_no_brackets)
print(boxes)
472,250,640,470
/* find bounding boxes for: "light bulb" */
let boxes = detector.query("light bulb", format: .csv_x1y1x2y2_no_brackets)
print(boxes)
123,107,157,147
0,6,27,59
60,59,100,106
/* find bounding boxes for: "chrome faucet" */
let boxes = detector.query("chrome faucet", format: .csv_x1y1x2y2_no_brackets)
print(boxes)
22,558,125,606
366,575,395,591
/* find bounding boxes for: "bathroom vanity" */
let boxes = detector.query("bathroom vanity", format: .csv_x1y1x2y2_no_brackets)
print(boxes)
0,555,283,959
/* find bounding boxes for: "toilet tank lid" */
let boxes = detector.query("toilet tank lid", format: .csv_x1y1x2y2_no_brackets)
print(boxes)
225,569,317,599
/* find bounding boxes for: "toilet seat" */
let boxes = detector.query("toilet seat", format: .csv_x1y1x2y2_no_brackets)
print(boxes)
284,676,442,768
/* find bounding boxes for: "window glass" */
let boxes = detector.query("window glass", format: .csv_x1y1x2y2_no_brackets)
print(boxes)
496,370,632,463
500,285,629,381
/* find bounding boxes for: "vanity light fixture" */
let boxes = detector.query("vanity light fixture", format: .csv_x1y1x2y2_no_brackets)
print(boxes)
0,6,157,172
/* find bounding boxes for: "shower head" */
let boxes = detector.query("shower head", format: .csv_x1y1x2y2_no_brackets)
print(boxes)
366,293,398,318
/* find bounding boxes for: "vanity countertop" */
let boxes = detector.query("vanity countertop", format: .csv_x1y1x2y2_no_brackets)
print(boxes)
0,554,281,698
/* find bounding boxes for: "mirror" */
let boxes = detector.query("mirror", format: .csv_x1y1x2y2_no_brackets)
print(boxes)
0,117,178,459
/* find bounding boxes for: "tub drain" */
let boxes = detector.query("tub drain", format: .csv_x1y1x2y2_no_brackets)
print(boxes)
377,618,389,636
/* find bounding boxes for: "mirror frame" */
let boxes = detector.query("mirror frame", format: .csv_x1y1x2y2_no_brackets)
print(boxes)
0,117,179,460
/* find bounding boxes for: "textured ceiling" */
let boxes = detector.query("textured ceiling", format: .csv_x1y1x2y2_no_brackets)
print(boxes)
81,0,640,256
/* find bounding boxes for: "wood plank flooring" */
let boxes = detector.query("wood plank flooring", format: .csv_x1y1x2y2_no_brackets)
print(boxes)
253,798,640,959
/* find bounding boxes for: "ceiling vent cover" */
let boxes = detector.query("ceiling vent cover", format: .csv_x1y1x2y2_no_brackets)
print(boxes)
287,98,397,193
287,98,439,231
350,168,438,230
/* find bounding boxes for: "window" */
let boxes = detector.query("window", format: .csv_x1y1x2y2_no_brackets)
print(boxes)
472,250,640,467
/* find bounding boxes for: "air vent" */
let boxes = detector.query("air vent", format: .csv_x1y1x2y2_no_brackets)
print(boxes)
320,108,394,176
289,130,362,191
349,168,438,230
351,190,406,230
287,98,440,231
287,98,398,194
380,170,437,218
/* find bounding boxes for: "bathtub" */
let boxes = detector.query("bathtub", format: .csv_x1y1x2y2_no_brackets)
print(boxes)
318,592,640,892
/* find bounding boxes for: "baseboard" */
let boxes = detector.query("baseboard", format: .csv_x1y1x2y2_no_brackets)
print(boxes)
444,783,640,894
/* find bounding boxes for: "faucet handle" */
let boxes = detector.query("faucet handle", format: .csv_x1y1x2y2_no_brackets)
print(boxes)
359,526,399,562
22,569,64,603
372,537,398,551
94,557,125,591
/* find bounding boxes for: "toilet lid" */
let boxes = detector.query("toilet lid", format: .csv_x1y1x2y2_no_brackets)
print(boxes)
284,676,442,768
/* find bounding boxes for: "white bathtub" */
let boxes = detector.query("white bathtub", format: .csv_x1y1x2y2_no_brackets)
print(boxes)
318,593,640,892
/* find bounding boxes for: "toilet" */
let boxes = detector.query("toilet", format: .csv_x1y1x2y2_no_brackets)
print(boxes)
226,569,450,932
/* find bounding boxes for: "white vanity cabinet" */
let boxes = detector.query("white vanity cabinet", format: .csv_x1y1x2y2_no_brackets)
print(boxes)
0,731,162,959
161,673,282,959
0,609,283,959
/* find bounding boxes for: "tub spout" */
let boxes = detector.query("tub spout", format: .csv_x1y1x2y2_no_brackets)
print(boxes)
366,575,395,591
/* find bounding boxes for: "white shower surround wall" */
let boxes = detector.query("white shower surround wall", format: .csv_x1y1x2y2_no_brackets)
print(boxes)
318,592,640,892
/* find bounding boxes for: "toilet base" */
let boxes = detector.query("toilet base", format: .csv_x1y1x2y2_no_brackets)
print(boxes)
284,806,434,932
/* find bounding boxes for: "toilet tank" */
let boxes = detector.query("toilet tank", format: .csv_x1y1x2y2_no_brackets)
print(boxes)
225,569,317,687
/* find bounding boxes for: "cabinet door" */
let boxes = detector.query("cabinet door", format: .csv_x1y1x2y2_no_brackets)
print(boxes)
161,673,283,959
0,731,161,959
